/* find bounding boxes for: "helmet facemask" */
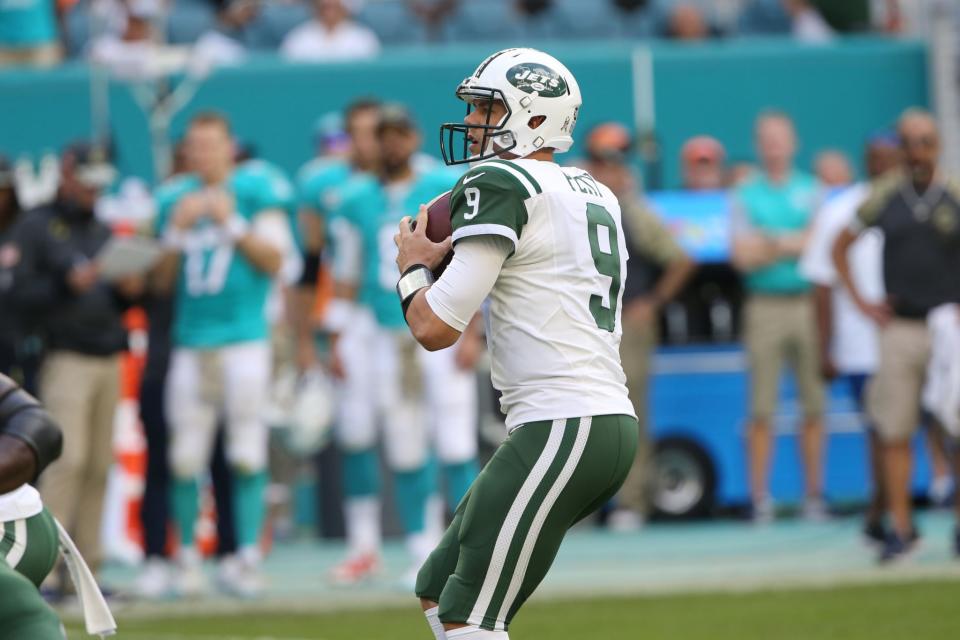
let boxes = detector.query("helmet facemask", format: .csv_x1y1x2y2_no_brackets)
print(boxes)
440,85,518,166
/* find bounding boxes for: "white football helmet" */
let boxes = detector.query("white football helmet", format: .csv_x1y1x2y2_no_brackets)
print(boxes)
440,48,582,165
264,365,335,456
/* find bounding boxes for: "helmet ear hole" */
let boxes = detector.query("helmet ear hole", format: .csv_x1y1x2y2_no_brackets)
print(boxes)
528,115,547,130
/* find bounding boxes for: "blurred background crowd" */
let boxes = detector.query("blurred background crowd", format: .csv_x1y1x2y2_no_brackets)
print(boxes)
0,0,920,70
0,0,959,607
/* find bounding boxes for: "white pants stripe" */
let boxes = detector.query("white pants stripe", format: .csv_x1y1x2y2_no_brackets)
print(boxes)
467,419,567,627
494,417,592,629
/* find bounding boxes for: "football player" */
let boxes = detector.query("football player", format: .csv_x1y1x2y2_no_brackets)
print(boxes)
153,112,296,597
293,99,381,373
0,373,115,638
0,373,64,638
394,48,639,639
327,104,481,585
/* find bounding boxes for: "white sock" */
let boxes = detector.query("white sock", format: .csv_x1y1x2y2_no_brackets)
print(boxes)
238,544,261,566
427,493,445,539
344,496,382,556
406,530,437,569
424,607,447,640
179,546,202,566
445,625,509,639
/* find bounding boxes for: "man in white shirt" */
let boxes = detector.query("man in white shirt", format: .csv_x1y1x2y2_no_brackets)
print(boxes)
799,133,899,544
281,0,380,62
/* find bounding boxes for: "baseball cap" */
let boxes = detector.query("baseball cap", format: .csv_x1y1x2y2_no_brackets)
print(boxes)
313,111,350,154
377,104,417,134
64,142,118,189
586,122,632,162
681,136,725,164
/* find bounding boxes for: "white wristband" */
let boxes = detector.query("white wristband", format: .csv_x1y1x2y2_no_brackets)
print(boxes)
224,216,249,242
162,228,186,250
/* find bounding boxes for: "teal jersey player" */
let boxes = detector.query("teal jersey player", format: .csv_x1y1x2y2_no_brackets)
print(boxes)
297,157,353,220
154,163,295,348
296,157,359,267
338,166,460,329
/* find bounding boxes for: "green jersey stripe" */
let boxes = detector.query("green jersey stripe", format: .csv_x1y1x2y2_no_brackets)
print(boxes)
0,520,16,560
495,416,592,628
485,160,543,195
467,418,570,627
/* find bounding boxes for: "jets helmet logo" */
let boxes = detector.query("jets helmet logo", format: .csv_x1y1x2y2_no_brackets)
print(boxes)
507,64,567,98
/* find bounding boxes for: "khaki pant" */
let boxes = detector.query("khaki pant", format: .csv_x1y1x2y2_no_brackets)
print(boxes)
868,319,930,443
744,294,825,421
615,318,657,515
0,44,62,68
38,351,120,575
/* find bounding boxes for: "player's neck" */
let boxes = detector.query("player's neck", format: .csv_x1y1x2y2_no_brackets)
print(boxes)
200,166,232,186
512,149,555,163
381,164,413,185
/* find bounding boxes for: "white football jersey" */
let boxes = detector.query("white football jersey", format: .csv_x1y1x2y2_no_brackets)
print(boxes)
448,158,636,429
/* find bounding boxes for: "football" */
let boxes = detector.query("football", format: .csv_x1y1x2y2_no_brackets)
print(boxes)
421,190,454,277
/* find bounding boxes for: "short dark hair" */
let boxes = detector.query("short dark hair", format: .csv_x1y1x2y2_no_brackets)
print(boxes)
344,98,380,133
190,110,232,135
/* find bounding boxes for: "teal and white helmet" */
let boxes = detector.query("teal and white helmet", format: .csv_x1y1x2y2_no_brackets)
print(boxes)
440,48,582,165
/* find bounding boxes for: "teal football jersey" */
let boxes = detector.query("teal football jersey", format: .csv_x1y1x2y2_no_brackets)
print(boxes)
154,164,294,348
338,166,460,328
297,158,362,262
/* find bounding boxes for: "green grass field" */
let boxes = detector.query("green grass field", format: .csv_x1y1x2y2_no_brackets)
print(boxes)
65,580,960,640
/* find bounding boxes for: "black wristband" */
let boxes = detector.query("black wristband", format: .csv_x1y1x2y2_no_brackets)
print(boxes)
298,250,322,286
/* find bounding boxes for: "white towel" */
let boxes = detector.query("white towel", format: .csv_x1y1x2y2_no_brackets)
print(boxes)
54,518,117,638
923,304,960,438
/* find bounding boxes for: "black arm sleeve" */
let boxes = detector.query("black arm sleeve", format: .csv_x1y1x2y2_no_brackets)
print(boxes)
297,249,322,286
0,376,63,481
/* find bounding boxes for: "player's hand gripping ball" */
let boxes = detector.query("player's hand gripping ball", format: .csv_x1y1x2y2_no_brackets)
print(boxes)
396,190,454,278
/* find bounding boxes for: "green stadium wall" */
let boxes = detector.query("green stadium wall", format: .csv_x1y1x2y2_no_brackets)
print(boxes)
0,38,927,188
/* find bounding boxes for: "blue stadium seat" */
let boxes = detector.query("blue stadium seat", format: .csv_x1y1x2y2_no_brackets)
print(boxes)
553,0,618,39
356,0,427,45
737,0,790,35
441,0,523,43
166,0,216,45
518,4,561,41
63,1,92,57
244,0,313,50
616,3,656,39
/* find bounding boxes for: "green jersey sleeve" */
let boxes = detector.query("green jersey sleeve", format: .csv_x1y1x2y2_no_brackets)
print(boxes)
449,164,533,249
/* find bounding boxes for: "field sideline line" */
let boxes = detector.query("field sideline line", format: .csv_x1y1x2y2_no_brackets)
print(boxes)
71,633,323,640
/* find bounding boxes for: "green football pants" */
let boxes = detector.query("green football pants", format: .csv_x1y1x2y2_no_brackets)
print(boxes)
416,414,638,631
0,560,65,639
0,508,61,588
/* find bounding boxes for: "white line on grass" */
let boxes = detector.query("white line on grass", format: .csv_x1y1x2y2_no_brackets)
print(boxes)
71,633,323,640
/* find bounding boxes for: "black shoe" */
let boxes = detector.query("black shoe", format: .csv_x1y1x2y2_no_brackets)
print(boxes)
953,527,960,558
863,521,886,547
878,531,916,564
